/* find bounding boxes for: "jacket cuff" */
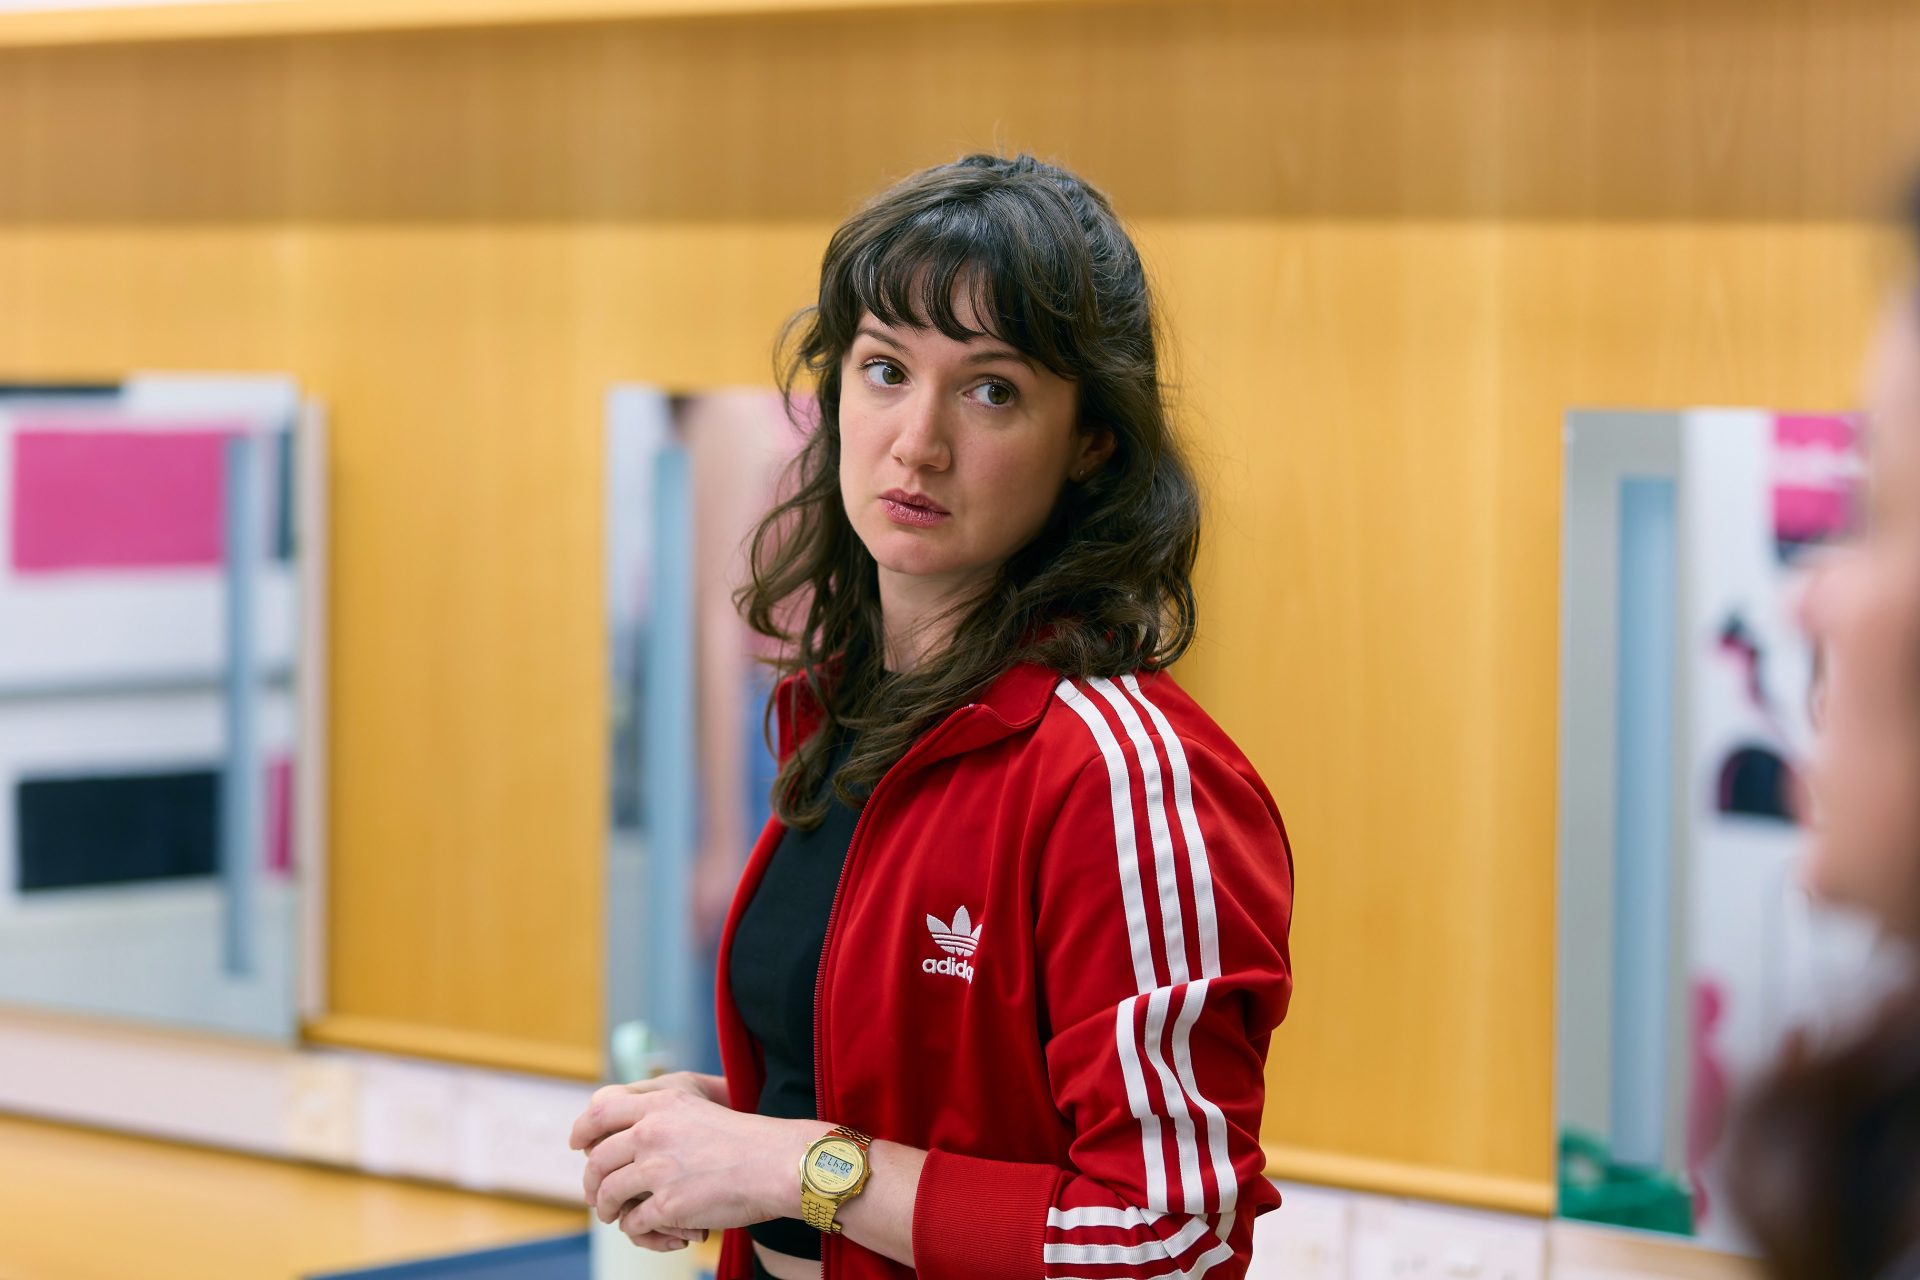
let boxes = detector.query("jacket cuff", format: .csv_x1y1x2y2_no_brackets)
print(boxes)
912,1148,1061,1280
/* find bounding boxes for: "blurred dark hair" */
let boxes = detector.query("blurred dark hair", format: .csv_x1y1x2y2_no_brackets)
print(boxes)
1726,178,1920,1280
1729,984,1920,1280
734,153,1200,828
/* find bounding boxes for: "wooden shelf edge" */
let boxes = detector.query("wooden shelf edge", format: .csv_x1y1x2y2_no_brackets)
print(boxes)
0,0,1041,48
1548,1220,1761,1279
302,1013,603,1081
1262,1142,1556,1218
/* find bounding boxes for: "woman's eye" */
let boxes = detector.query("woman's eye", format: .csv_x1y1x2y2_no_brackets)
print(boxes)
968,380,1016,408
861,359,906,389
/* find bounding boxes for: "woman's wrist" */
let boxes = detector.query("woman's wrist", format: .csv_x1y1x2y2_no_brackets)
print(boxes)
769,1118,837,1220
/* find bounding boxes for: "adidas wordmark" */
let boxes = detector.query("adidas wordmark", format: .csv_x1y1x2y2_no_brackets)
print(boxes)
923,906,982,983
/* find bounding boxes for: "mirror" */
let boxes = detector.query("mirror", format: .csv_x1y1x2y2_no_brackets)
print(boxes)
0,375,323,1042
1555,408,1901,1249
603,386,802,1076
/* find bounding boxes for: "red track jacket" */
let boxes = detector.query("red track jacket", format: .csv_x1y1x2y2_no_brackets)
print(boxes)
712,657,1295,1280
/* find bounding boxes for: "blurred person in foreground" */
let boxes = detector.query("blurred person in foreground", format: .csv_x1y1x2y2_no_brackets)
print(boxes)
1729,181,1920,1280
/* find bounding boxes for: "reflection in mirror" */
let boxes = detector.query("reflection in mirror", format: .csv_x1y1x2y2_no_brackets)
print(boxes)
0,376,319,1042
604,386,804,1076
1556,409,1902,1250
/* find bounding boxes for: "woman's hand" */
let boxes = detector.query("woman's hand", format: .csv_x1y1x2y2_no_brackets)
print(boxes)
570,1074,731,1250
569,1084,820,1249
595,1071,729,1107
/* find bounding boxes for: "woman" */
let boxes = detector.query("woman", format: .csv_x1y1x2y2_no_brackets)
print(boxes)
570,153,1295,1280
1726,185,1920,1278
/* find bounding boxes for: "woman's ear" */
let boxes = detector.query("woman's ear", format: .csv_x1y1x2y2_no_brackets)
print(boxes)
1073,426,1118,481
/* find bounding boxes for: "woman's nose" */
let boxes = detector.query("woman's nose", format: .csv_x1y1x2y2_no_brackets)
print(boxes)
890,393,951,471
1792,546,1860,646
1790,564,1822,638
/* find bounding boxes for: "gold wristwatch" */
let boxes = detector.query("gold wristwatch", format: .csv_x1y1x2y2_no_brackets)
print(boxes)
799,1125,873,1233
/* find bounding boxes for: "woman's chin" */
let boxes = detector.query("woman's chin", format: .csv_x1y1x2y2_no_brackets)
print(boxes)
873,554,969,582
862,530,971,580
1800,829,1907,931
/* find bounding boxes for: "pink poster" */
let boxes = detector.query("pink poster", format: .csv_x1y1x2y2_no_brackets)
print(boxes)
11,426,244,573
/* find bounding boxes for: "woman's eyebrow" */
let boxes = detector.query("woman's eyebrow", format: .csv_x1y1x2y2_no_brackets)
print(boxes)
854,325,1033,372
855,325,908,352
963,346,1035,372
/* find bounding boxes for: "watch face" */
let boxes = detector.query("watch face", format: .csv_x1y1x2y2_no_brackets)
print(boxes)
805,1137,864,1195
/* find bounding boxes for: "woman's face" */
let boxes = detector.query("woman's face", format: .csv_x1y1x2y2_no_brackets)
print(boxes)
1799,287,1920,934
837,290,1112,602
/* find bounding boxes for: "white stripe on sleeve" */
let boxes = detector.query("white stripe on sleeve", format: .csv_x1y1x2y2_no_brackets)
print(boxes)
1043,1217,1212,1266
1047,1204,1169,1231
1089,676,1191,983
1113,994,1168,1213
1049,1237,1235,1280
1123,673,1239,1213
1056,680,1157,992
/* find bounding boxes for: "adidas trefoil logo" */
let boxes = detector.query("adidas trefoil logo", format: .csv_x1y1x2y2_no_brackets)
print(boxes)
923,905,982,983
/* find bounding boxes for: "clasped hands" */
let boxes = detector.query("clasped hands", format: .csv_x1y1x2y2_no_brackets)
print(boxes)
568,1070,826,1252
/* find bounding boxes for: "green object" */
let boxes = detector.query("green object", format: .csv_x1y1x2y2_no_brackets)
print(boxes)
1557,1128,1696,1236
608,1019,673,1082
610,1020,651,1083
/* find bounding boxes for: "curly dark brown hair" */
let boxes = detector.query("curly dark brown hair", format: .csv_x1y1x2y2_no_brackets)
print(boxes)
734,152,1201,829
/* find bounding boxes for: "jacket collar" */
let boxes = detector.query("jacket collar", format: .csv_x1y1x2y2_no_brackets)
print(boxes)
774,652,1059,767
969,658,1061,730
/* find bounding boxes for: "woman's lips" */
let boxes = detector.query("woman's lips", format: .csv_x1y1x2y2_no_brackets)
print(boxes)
880,493,951,527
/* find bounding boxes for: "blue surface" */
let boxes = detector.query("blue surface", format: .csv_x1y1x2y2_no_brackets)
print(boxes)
304,1231,589,1280
220,431,262,980
645,442,697,1065
1609,477,1678,1169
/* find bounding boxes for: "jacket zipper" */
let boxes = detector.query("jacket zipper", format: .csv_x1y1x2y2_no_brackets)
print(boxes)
809,704,977,1274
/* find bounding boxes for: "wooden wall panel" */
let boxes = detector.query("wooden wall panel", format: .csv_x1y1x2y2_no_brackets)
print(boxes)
0,0,1069,48
2,0,1917,1204
1152,218,1881,1197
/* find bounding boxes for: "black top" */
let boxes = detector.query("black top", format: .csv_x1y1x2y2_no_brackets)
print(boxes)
729,720,863,1262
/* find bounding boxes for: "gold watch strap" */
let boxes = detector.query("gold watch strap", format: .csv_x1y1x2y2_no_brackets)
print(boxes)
800,1126,874,1234
832,1125,873,1151
799,1194,840,1233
